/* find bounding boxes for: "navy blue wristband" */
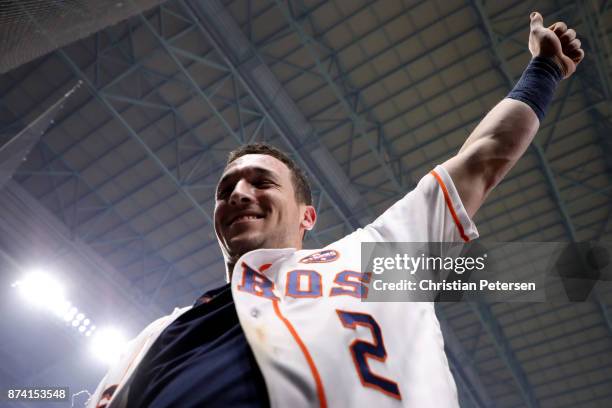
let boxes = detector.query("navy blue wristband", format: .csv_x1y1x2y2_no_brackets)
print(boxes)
507,56,563,122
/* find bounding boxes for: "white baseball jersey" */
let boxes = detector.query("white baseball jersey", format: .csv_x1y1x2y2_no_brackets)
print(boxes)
87,165,478,408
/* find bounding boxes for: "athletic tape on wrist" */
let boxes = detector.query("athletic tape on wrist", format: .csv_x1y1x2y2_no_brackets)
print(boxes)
507,56,563,122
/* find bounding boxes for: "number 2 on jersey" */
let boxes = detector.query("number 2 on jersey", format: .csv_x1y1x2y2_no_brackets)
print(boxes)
336,310,402,400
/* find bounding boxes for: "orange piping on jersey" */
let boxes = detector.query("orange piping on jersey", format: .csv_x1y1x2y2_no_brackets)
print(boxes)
272,299,328,408
430,170,470,242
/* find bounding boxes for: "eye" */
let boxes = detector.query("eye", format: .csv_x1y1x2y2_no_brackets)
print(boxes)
253,178,274,188
216,185,232,199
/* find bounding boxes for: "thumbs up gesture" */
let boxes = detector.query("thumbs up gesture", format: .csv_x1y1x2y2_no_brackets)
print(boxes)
528,12,585,79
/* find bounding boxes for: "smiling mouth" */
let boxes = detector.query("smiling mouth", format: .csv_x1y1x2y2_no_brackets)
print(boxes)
229,215,264,227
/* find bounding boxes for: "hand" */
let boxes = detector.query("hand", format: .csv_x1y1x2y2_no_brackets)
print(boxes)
528,12,585,79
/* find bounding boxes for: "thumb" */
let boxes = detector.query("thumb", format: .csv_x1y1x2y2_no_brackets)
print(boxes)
530,11,543,30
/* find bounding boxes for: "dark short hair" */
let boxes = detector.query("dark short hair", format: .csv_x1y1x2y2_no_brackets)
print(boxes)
226,143,312,206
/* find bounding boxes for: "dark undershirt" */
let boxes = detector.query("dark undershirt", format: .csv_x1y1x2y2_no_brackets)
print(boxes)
126,283,270,407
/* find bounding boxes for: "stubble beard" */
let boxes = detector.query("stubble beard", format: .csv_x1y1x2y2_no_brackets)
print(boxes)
224,232,267,276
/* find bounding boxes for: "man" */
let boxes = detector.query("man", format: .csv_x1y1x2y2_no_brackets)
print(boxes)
87,12,583,408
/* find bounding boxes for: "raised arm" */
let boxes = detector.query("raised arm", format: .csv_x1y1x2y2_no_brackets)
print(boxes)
442,12,584,218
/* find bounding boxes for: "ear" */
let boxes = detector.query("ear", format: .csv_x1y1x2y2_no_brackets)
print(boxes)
300,205,317,231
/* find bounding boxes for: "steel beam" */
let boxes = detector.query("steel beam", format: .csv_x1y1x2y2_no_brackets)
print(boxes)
273,0,412,193
178,0,364,229
0,83,79,188
32,0,468,212
18,4,474,206
553,0,612,338
16,4,206,307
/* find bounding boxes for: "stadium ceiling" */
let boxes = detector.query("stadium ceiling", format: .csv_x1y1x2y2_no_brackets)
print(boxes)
0,0,611,406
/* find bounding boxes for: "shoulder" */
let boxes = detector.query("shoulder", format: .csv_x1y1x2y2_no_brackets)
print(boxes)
142,306,191,335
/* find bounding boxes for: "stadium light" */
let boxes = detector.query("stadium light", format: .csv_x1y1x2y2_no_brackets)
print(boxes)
12,272,126,363
90,328,127,364
85,325,96,337
63,306,78,322
12,272,96,337
12,271,65,311
53,299,72,318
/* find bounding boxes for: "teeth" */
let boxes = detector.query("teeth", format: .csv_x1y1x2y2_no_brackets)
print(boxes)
235,215,259,222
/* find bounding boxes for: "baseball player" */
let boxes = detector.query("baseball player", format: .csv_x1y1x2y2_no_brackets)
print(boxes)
87,12,583,407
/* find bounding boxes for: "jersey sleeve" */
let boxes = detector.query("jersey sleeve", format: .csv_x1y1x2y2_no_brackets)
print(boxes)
357,164,479,243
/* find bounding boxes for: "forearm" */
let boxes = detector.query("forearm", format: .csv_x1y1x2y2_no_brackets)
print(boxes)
445,57,562,216
463,54,562,183
443,98,539,217
458,98,539,188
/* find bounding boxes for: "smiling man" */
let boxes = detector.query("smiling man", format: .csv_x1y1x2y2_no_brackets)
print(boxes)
214,151,316,278
88,12,583,408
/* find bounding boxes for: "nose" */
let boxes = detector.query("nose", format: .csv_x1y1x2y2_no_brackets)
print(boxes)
229,179,254,206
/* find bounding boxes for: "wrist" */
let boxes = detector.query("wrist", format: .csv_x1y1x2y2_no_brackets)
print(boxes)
507,57,562,122
549,55,567,78
532,54,566,78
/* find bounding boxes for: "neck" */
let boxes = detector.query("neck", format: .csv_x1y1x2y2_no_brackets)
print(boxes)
224,240,304,282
